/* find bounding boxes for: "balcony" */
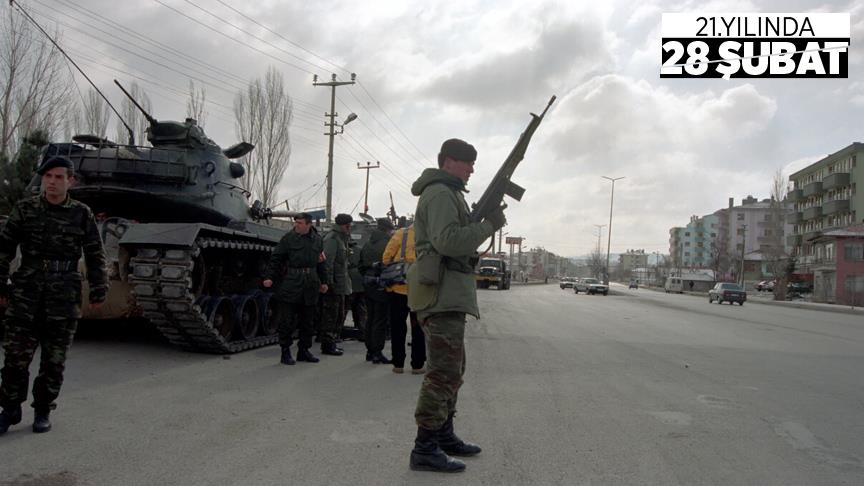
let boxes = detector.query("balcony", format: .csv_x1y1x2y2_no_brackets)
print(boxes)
802,181,824,197
802,206,823,220
803,230,822,242
787,234,801,246
786,212,802,224
787,188,803,202
822,172,850,191
823,198,850,215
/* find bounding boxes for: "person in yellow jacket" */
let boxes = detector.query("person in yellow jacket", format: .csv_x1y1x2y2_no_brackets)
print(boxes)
382,223,426,374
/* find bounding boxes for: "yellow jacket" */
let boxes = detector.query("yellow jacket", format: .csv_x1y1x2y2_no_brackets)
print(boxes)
382,225,415,295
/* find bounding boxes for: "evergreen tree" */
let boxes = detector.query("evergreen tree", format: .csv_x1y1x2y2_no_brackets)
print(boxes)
0,130,48,214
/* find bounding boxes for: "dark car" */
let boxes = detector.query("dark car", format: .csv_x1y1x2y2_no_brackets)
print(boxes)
708,282,747,305
628,279,638,289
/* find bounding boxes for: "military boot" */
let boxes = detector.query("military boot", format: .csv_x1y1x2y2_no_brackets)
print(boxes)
372,352,391,365
320,343,343,356
280,347,296,365
0,407,22,435
32,412,51,434
296,348,320,363
409,426,466,473
438,412,482,456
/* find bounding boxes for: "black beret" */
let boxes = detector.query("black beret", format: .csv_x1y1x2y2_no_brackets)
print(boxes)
294,212,313,222
439,138,477,163
36,156,74,175
376,218,394,231
334,213,353,225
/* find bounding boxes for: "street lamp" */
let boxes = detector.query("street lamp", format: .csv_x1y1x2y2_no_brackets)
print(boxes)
602,176,625,285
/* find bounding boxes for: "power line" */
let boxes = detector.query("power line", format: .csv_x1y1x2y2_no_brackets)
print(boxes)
356,80,432,165
214,0,351,76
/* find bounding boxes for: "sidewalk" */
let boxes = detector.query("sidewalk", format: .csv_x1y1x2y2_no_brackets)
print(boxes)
622,283,864,316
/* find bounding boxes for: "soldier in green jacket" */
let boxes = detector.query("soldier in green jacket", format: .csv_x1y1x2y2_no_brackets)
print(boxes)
0,156,108,435
406,139,506,473
262,213,327,365
320,213,353,356
358,218,394,364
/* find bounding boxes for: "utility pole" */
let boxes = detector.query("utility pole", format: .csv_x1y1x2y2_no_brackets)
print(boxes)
313,73,356,222
739,224,747,286
602,176,625,285
356,161,380,214
593,224,607,253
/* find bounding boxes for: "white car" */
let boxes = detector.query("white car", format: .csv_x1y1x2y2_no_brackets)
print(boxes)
574,278,608,295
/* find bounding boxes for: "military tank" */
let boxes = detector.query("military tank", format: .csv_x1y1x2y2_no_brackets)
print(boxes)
28,103,308,353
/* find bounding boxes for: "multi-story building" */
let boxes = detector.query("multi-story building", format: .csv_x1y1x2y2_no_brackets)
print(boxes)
787,142,863,273
618,249,648,275
668,213,720,269
724,196,794,258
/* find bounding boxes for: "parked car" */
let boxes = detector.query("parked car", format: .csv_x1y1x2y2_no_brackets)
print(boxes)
708,282,747,305
755,280,776,292
665,277,683,293
628,279,638,289
559,277,575,290
575,278,608,295
787,282,813,294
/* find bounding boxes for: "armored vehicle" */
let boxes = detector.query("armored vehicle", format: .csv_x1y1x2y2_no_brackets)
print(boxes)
475,257,511,290
24,115,311,353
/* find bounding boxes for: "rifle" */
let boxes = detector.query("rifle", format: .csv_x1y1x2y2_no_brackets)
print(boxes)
469,96,556,223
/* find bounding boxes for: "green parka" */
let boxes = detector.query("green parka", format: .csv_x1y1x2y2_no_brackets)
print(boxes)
323,225,352,295
263,227,326,305
407,168,496,319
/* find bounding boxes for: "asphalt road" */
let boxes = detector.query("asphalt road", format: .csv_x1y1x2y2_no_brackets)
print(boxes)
1,284,863,485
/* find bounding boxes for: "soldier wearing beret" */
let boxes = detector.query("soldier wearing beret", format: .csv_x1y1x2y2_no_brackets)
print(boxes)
319,213,353,355
406,139,506,472
0,156,108,435
262,212,327,365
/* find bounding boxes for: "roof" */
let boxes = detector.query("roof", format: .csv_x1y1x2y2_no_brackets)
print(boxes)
789,142,864,179
818,225,864,238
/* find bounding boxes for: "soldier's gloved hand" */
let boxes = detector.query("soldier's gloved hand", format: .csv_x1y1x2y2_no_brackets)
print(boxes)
484,205,507,231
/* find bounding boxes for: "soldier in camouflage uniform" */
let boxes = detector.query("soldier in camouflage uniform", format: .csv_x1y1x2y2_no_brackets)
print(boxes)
406,139,506,472
320,213,353,356
262,213,327,365
0,157,108,435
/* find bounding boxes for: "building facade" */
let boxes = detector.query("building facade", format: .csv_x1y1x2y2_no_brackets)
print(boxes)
787,143,864,275
669,213,720,269
618,249,648,275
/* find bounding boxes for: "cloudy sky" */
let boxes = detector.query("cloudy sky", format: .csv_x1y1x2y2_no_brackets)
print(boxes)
9,0,863,257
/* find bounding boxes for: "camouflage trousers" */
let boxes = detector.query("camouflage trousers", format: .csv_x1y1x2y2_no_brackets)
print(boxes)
319,294,346,346
0,315,78,413
415,312,466,430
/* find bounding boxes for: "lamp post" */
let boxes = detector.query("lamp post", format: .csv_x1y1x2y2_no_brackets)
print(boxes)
602,176,625,285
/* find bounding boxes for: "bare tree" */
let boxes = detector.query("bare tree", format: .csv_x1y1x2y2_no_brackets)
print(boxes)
0,8,75,159
765,168,790,300
115,81,152,145
76,88,110,137
185,80,207,128
588,250,605,279
233,66,293,208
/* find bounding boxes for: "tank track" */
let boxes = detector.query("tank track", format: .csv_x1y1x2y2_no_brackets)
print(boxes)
128,236,277,353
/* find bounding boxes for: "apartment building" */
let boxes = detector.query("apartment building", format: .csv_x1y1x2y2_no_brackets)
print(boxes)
618,249,648,274
787,142,863,271
668,213,720,268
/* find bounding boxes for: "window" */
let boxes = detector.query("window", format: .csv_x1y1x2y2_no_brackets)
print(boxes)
826,243,835,261
685,232,690,236
845,243,864,261
710,233,716,237
845,275,864,293
685,242,691,246
737,228,744,236
765,214,772,221
737,213,745,221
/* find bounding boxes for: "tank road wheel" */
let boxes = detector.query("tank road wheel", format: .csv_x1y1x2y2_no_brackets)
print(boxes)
232,294,260,340
205,297,235,340
258,293,278,336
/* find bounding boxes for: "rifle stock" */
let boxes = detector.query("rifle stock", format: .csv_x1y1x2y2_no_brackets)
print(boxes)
469,95,556,223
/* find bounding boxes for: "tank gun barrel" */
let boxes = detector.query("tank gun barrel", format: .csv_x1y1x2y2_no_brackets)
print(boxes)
114,80,158,127
269,210,303,218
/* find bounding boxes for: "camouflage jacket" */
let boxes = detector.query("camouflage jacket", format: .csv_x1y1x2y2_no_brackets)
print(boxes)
323,226,352,295
0,195,108,319
263,227,326,305
407,169,496,319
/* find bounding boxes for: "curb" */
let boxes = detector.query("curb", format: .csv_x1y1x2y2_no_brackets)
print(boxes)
634,284,864,316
